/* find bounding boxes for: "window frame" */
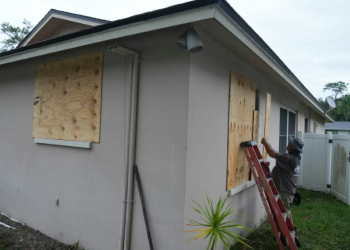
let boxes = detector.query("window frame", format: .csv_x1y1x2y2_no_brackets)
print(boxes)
279,106,297,153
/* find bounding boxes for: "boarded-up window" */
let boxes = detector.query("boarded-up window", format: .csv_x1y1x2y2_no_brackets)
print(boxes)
227,71,256,190
32,52,103,143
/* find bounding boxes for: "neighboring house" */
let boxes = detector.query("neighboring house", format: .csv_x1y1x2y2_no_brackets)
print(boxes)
325,122,350,134
0,0,333,249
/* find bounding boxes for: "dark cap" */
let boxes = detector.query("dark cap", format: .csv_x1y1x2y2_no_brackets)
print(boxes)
288,137,304,153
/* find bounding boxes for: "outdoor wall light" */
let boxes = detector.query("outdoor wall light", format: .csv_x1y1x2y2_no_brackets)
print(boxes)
176,26,204,53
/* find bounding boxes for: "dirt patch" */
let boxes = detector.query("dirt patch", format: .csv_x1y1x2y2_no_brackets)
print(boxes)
0,213,82,250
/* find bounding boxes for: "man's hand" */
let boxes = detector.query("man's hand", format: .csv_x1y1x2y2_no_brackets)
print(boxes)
261,137,277,158
261,137,268,145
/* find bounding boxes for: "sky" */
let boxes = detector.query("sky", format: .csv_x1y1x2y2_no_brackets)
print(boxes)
1,0,349,100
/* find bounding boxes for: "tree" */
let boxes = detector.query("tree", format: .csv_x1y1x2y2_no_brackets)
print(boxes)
337,94,350,121
318,97,329,112
323,81,349,99
0,19,32,52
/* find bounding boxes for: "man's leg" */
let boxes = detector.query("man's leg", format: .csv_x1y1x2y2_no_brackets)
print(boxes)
279,191,295,224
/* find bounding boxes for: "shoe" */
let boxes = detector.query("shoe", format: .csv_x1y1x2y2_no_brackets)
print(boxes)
280,233,287,247
295,236,301,248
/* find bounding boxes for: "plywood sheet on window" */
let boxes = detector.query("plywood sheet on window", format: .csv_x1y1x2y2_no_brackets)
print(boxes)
227,71,256,190
32,52,103,143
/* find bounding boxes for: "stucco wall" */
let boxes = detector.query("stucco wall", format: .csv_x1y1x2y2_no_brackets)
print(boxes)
0,26,190,250
0,23,327,250
183,29,269,249
0,44,128,249
183,27,326,249
122,27,190,249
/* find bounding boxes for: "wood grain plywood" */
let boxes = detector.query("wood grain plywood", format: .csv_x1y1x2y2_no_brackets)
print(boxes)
262,92,271,160
32,52,103,143
253,110,260,143
227,71,256,190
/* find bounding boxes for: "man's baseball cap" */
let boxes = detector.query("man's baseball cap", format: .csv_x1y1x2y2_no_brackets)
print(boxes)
288,137,304,153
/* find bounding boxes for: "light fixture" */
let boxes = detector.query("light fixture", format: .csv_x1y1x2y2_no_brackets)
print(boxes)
175,26,204,53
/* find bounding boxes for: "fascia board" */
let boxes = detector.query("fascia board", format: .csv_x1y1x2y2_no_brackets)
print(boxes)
0,7,215,66
21,15,53,47
21,13,104,47
213,7,325,115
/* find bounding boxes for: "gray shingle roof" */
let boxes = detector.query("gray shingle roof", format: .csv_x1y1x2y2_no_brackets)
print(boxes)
325,122,350,130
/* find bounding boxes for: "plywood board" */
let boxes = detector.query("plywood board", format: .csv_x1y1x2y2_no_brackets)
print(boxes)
253,110,260,143
262,92,271,160
32,52,103,143
227,71,256,190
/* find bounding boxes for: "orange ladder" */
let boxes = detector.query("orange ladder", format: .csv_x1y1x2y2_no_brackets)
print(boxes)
240,140,300,250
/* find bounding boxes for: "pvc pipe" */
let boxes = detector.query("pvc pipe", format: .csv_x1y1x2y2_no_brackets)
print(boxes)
108,44,140,250
124,48,139,250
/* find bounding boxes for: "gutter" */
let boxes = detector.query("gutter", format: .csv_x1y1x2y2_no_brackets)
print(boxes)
108,44,140,250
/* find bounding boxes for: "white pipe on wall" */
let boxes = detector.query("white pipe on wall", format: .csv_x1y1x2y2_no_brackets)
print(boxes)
108,43,140,250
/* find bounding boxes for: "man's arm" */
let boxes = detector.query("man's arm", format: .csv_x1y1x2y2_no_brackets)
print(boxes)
261,137,278,159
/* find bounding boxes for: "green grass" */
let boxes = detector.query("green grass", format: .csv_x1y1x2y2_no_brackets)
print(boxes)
230,188,350,250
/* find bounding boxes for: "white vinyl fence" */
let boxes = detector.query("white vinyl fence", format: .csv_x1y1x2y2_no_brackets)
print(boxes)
298,131,350,205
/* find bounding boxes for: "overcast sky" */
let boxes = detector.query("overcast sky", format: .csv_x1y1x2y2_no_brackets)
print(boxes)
1,0,349,100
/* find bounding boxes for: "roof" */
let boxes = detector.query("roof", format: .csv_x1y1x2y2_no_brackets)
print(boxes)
17,9,109,47
0,0,333,122
325,122,350,130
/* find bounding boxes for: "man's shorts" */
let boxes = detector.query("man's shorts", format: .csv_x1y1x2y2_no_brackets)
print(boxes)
279,191,294,210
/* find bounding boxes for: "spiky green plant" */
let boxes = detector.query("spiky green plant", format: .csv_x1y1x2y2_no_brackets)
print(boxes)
184,193,253,250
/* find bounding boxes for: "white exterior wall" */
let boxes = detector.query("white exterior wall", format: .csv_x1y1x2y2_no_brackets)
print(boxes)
0,27,190,250
124,28,190,249
183,28,327,249
0,44,129,250
184,29,270,249
0,25,327,250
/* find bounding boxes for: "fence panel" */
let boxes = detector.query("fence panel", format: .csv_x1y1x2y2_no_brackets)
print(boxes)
299,133,328,192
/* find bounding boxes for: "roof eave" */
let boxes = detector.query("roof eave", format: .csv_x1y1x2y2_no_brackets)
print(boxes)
0,0,329,120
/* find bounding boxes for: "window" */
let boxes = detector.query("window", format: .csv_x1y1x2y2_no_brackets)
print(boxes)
279,107,296,153
32,52,103,143
304,118,308,132
227,71,256,190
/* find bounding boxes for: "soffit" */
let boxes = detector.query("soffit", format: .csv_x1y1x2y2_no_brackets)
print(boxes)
20,11,108,47
195,17,332,121
0,2,332,121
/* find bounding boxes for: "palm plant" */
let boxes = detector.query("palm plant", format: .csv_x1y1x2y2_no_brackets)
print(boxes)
184,193,252,250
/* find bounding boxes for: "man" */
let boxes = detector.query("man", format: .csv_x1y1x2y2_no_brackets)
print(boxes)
261,136,304,221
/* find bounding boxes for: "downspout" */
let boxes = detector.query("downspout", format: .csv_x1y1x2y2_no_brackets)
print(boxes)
108,43,140,250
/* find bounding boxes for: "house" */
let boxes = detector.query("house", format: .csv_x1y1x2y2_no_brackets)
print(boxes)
0,0,333,249
325,122,350,134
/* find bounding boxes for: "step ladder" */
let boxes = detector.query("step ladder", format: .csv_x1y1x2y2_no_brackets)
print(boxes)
240,140,300,250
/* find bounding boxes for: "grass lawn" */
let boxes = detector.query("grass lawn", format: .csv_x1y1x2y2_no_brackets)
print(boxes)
230,188,350,250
